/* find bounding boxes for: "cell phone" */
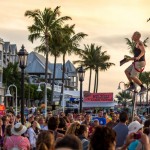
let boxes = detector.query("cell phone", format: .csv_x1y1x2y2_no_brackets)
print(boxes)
134,133,141,139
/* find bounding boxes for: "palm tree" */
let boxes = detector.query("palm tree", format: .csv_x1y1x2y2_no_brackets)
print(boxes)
125,37,149,55
25,7,71,84
139,71,150,105
116,91,132,107
93,48,115,93
59,24,87,103
74,44,98,92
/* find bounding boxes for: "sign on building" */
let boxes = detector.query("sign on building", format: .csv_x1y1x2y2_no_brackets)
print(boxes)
84,93,113,102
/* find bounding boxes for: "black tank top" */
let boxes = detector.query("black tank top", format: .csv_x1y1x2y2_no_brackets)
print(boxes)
133,47,145,61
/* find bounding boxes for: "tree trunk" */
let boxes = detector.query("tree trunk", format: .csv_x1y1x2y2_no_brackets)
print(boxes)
51,56,57,103
60,54,65,105
45,35,49,83
96,70,99,93
88,68,92,92
146,84,149,105
94,70,97,93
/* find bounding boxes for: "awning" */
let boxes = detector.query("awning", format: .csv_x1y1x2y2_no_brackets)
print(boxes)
82,102,118,108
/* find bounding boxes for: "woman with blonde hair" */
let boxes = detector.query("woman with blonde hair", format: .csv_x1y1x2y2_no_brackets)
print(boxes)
36,131,55,150
65,122,80,135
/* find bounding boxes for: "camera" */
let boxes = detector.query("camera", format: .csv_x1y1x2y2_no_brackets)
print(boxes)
133,133,141,139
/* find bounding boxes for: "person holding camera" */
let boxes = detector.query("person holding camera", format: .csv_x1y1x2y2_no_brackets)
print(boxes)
120,121,150,150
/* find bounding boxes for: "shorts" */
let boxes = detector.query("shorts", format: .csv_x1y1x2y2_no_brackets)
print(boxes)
125,61,145,78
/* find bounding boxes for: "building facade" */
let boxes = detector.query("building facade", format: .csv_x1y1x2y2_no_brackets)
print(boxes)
0,38,5,104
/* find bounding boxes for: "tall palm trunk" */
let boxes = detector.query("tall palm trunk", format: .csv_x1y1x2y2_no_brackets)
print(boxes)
146,84,149,105
96,70,99,93
45,35,49,83
88,68,92,92
51,55,57,103
94,70,97,93
60,54,65,105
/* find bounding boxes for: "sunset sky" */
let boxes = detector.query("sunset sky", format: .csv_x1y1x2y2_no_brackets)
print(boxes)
0,0,150,97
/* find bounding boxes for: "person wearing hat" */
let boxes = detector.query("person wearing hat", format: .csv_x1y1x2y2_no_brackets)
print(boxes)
4,122,30,150
126,121,149,150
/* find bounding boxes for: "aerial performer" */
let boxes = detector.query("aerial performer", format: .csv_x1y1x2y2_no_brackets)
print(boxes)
120,31,147,93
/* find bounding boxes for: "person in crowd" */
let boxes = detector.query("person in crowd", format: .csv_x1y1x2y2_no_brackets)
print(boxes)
48,116,64,140
3,124,12,148
144,119,150,127
89,119,99,136
89,126,116,150
55,134,82,150
57,117,67,134
24,105,29,119
65,122,80,135
93,110,106,125
0,118,4,149
141,112,148,124
27,121,38,150
36,130,55,150
75,124,89,150
127,120,149,150
25,114,34,128
38,117,47,130
46,111,53,123
103,112,111,123
106,113,118,128
67,113,74,123
82,113,93,127
31,105,37,115
59,112,65,118
113,111,129,148
4,122,30,150
76,114,82,124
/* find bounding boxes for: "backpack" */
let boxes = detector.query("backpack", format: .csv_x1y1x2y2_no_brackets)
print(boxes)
8,137,24,150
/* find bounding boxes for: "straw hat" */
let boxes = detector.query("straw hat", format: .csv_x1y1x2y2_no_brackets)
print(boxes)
11,123,27,136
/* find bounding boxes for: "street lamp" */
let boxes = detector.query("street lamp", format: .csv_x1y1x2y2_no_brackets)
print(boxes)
5,84,17,116
37,82,47,118
78,66,85,113
117,81,127,90
17,45,28,125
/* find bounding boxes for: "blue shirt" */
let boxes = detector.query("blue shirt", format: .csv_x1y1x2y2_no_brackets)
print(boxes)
94,117,106,125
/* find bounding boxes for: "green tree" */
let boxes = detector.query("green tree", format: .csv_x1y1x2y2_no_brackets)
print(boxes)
59,24,87,103
93,47,115,93
3,62,20,87
74,44,115,93
139,71,150,105
125,37,149,55
25,7,71,83
116,91,132,107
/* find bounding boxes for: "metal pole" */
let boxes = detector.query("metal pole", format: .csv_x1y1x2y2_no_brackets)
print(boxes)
45,84,47,118
132,90,137,121
80,81,83,113
21,68,25,124
62,83,65,113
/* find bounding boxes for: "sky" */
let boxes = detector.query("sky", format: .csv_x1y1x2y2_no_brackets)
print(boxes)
0,0,150,98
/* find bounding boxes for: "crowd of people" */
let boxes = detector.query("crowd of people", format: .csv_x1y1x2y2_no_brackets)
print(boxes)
0,106,150,150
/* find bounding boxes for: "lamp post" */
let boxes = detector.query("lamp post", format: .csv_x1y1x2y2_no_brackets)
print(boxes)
5,84,17,115
117,81,127,90
78,66,85,113
37,82,47,118
17,45,28,125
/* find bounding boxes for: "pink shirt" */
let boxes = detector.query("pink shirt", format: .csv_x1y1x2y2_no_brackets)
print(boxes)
4,135,30,150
